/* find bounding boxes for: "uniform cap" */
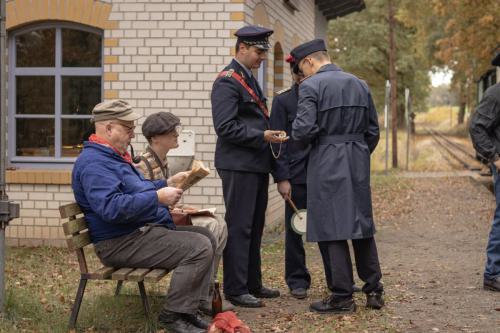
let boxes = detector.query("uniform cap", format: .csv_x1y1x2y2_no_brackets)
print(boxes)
142,112,180,140
290,39,327,74
92,99,141,122
235,25,273,50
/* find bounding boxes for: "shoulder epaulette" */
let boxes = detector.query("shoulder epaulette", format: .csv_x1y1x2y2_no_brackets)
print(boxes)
275,86,291,96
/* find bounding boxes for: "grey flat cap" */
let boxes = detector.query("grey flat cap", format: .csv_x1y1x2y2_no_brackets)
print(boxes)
92,99,142,122
142,112,180,139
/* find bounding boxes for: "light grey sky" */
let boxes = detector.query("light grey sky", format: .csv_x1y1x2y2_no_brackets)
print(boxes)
430,69,452,87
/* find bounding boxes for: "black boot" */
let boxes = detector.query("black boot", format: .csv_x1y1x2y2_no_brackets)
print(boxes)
366,291,385,309
310,295,356,314
158,310,206,333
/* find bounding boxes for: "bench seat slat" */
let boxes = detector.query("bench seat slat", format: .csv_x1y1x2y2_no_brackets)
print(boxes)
112,267,135,280
62,217,87,235
127,268,151,282
88,266,115,279
144,269,168,283
59,203,82,219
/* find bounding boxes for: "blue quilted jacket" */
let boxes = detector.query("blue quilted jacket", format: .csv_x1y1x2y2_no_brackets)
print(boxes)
72,142,174,243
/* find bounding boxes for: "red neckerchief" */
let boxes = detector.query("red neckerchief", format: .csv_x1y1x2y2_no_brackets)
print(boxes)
88,134,133,164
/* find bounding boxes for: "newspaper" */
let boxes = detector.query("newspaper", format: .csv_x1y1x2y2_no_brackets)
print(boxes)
176,160,210,191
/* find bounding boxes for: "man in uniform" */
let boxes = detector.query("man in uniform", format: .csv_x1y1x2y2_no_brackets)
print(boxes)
469,51,500,292
211,25,287,307
291,39,384,313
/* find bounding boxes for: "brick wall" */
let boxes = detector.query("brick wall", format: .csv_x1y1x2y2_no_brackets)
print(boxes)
5,0,325,245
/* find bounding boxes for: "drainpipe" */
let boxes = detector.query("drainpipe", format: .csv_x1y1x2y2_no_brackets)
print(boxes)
0,0,20,312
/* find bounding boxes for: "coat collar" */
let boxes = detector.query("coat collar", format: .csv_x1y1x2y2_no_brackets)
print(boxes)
317,63,342,74
231,58,253,81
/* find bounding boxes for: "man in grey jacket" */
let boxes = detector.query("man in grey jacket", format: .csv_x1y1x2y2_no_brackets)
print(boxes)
469,52,500,292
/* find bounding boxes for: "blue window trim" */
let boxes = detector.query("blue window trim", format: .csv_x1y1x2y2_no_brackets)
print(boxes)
8,22,103,169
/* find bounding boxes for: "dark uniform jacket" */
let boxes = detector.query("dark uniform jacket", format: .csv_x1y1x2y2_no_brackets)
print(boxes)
211,59,271,173
292,64,380,242
270,84,310,184
469,83,500,162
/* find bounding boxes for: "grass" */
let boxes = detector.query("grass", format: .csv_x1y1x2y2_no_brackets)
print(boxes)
371,106,472,172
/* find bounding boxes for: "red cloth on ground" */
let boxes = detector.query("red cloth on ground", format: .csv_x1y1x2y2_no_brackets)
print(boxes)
207,311,251,333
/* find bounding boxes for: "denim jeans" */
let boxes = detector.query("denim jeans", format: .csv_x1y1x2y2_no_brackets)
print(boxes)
485,166,500,279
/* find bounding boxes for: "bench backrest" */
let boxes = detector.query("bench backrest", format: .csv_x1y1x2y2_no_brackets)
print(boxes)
59,202,91,274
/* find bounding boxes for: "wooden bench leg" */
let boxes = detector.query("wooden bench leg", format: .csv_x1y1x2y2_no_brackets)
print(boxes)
137,281,150,321
69,278,87,330
115,280,123,296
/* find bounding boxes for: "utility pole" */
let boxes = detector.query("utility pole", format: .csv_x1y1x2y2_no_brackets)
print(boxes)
388,0,398,168
0,0,20,312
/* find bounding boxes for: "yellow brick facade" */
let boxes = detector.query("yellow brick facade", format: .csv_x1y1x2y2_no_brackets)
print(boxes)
5,0,328,246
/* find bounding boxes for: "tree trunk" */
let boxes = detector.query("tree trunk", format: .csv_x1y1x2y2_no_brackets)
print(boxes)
388,0,398,168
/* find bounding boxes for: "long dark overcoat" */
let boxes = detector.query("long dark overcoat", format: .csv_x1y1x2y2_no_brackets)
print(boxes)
292,64,380,242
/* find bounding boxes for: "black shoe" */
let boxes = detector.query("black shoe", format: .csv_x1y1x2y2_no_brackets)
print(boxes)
181,313,210,329
366,291,385,309
484,277,500,292
158,311,206,333
290,287,307,299
310,296,356,314
250,286,280,298
225,293,264,307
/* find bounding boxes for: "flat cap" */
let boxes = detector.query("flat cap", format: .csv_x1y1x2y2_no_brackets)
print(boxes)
492,51,500,66
290,39,327,73
142,112,180,139
235,25,273,50
92,99,141,122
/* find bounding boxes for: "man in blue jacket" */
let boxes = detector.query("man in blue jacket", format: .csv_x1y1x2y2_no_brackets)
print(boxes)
72,99,213,333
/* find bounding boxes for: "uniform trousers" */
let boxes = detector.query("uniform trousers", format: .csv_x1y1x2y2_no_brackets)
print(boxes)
284,184,311,290
319,237,383,299
95,224,215,314
217,169,269,296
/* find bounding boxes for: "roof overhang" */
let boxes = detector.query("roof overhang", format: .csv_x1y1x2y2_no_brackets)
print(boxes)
316,0,366,20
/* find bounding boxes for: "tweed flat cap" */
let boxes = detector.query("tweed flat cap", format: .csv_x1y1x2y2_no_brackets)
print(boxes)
290,39,327,74
142,112,180,139
92,99,141,122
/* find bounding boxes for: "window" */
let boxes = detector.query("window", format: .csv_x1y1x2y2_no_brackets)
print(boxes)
256,60,267,99
9,23,103,166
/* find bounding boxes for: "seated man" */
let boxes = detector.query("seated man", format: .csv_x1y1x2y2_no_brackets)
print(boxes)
134,111,233,312
72,99,213,333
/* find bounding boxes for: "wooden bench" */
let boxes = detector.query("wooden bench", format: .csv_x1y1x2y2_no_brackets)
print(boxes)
59,202,169,330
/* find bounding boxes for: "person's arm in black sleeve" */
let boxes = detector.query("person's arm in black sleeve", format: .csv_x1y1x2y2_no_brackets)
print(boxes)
469,90,500,162
211,78,266,148
269,95,291,182
365,91,380,153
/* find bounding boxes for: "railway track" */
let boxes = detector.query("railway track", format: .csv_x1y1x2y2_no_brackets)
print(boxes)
424,127,493,191
424,128,484,171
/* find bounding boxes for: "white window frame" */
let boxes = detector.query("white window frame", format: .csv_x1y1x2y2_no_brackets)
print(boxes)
257,60,267,98
8,22,103,168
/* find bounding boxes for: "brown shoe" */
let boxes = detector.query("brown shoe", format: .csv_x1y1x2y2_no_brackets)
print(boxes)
484,277,500,292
